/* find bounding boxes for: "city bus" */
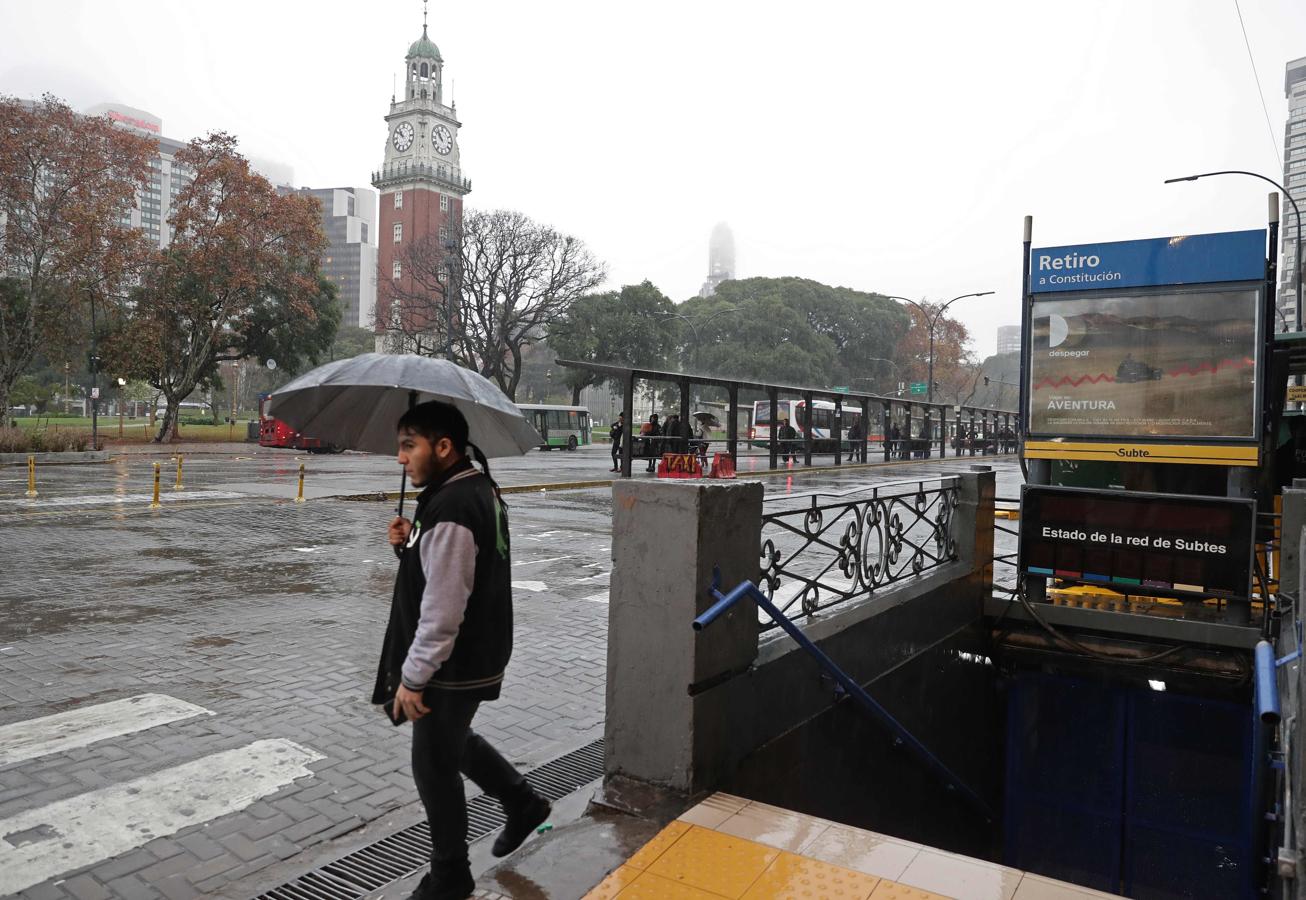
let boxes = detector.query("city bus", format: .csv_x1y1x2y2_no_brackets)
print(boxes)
749,398,869,453
517,403,591,451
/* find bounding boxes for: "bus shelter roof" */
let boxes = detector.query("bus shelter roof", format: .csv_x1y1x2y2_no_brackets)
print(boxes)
554,358,1018,417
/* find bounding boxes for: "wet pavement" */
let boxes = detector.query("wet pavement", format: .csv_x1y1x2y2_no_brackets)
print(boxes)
0,444,1020,899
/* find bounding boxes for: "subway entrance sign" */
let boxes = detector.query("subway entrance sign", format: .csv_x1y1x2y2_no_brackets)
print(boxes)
1018,485,1255,600
1024,228,1267,466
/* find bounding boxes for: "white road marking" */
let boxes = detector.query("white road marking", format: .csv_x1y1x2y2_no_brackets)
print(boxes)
0,739,324,895
0,694,211,769
512,556,573,568
0,490,245,508
512,580,548,592
580,592,610,604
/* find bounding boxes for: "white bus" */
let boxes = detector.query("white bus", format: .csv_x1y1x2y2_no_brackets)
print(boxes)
516,404,591,451
749,398,868,452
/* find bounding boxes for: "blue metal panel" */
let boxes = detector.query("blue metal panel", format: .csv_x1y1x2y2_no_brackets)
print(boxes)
1004,673,1125,893
1005,674,1259,899
1030,229,1266,293
1122,689,1256,900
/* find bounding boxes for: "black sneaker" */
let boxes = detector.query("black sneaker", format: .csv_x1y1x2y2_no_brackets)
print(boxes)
408,867,475,900
491,793,551,857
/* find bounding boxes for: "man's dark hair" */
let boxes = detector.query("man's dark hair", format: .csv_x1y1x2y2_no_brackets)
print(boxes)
397,400,504,501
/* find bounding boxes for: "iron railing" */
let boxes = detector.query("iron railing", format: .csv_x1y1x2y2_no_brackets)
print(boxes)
758,476,960,631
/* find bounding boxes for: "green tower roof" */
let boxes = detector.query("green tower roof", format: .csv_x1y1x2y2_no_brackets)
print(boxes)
407,26,442,61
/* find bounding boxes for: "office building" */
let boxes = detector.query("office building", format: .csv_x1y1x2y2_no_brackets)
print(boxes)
699,222,736,298
996,325,1021,356
292,187,378,330
1281,57,1306,332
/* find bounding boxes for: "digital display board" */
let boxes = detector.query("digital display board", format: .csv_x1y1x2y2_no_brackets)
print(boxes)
1027,287,1260,440
1018,486,1255,600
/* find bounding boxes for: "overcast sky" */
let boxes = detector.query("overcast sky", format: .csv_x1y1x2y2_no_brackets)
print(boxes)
3,0,1304,357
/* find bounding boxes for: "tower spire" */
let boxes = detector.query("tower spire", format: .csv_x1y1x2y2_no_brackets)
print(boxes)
422,0,428,34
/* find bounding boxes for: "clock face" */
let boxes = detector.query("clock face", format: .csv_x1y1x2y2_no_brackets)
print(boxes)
433,124,453,156
392,122,415,152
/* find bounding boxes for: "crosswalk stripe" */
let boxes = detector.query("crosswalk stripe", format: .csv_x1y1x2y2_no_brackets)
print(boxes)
0,694,211,768
0,738,324,895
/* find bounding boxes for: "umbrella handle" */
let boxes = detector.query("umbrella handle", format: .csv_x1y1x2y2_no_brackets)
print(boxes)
396,391,418,520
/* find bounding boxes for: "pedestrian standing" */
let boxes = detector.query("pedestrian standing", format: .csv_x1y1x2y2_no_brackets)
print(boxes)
778,418,799,465
375,401,550,900
641,413,661,472
609,412,625,472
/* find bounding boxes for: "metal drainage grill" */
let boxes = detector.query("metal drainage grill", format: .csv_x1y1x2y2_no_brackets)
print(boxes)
256,738,604,900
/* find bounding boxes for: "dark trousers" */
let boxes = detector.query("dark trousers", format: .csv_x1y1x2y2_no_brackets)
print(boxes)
411,692,528,868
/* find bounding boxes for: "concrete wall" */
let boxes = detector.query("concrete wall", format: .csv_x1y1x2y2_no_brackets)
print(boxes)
605,468,996,798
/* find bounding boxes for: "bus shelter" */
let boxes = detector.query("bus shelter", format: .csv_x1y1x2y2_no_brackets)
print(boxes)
555,359,1018,478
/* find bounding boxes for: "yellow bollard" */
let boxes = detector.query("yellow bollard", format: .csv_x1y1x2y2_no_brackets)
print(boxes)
25,454,37,498
150,462,162,509
295,463,306,503
174,454,184,490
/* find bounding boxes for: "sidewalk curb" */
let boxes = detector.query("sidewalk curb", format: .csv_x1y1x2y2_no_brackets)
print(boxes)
326,453,1017,501
0,450,112,466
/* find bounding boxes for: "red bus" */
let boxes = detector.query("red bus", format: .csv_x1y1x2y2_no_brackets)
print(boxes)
258,395,338,452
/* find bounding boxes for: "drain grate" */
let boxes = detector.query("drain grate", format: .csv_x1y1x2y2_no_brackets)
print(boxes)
255,738,604,900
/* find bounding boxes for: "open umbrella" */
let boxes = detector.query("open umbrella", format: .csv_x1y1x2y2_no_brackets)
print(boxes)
266,353,541,515
691,411,721,428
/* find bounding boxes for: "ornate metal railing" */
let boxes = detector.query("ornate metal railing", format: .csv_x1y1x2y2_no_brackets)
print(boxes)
758,477,960,631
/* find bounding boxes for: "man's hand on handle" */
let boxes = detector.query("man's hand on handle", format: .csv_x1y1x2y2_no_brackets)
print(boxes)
389,516,412,548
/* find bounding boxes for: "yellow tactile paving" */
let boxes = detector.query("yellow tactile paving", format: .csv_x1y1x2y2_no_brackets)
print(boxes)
646,824,781,896
585,864,642,899
615,870,733,899
587,794,1124,899
623,819,693,871
870,880,953,900
741,851,881,899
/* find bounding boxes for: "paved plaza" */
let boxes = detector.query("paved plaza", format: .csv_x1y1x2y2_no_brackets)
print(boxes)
0,444,1020,899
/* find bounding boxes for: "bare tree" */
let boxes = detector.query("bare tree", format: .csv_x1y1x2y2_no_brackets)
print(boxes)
383,209,605,399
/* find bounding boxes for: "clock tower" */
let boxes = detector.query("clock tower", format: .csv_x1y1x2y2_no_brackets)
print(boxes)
372,11,470,352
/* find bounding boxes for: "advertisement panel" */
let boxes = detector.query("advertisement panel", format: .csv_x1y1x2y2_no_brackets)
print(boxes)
1027,286,1259,440
1019,486,1255,600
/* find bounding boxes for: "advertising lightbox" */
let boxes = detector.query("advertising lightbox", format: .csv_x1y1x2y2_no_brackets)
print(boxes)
1028,287,1259,440
1025,229,1266,447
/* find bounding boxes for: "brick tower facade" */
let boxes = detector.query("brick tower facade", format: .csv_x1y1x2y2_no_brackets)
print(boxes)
372,15,471,353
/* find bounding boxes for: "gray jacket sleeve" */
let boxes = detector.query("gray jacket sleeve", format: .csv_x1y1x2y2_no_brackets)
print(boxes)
401,521,477,690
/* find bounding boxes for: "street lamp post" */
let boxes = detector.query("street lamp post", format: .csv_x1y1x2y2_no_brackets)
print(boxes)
117,377,127,438
1165,170,1301,331
885,292,994,403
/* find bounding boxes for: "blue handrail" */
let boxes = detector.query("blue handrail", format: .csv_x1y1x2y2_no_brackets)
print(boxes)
694,570,995,821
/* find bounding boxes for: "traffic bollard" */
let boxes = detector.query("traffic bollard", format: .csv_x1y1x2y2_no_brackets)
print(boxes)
151,463,162,509
174,455,184,490
295,463,306,503
25,454,37,498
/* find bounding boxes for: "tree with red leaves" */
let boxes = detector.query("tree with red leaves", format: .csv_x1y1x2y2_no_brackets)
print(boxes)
107,133,339,442
0,94,154,422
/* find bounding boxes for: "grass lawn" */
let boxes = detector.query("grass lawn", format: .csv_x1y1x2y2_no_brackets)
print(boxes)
12,417,257,443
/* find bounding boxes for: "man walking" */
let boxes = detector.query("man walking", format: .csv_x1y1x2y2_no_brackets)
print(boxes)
374,400,550,900
609,412,625,472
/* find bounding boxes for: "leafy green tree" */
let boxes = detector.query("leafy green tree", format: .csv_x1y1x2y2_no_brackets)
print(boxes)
330,325,376,361
9,375,53,413
676,277,912,388
547,281,680,404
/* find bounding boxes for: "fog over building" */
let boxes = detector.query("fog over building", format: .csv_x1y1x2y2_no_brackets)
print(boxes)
996,325,1021,356
1281,56,1306,332
85,102,294,249
699,221,736,298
